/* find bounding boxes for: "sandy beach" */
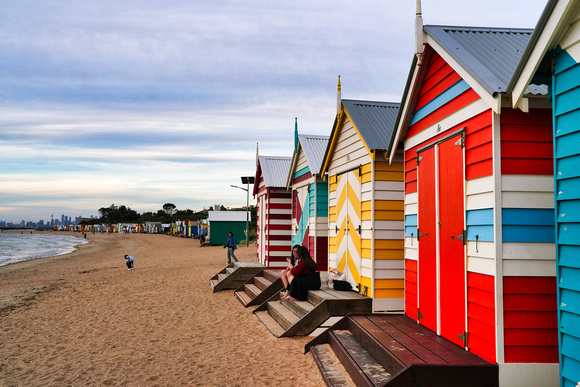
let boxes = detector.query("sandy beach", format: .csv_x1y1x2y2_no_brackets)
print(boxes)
0,232,324,386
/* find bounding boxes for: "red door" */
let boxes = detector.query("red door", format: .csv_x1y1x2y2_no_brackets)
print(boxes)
417,132,466,347
438,133,466,347
417,146,437,333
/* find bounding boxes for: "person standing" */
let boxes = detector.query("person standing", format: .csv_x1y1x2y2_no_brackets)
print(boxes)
124,254,135,270
223,232,239,264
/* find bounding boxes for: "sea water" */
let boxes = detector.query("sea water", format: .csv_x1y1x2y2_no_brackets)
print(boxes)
0,232,88,267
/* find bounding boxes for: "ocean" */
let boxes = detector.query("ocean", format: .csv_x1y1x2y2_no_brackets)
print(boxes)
0,232,88,267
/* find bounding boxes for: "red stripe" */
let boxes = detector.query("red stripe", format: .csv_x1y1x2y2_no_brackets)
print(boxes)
293,172,312,185
266,214,291,220
266,224,292,230
268,235,292,241
267,203,292,209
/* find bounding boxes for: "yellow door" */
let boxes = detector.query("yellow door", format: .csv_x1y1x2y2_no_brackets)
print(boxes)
335,169,362,290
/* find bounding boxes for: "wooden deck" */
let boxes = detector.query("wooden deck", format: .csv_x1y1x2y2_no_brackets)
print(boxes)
254,286,372,338
234,269,284,307
306,314,498,386
209,262,266,293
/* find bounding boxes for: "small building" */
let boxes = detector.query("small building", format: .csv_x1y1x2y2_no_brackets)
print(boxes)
390,15,557,385
286,121,330,271
509,1,580,385
207,211,249,246
321,81,405,313
253,154,293,269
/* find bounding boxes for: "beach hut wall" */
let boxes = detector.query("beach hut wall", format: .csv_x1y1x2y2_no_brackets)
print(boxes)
253,155,293,269
391,22,557,385
207,211,248,246
509,1,580,385
321,97,405,313
287,133,330,271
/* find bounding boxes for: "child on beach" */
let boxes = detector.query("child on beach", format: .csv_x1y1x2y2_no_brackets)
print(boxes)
124,255,135,270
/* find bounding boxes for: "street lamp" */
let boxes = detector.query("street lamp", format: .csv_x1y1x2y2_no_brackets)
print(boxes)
230,176,255,247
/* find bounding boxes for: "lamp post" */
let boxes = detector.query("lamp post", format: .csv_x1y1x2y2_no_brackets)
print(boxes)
230,176,255,247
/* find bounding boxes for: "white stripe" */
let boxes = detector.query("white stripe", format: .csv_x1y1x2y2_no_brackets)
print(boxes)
467,256,495,276
466,175,494,195
502,242,555,260
404,99,489,151
501,192,554,208
373,298,404,313
466,191,495,210
503,260,557,276
502,175,553,193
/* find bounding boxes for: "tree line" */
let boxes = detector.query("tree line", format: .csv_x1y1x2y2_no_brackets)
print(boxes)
80,203,256,225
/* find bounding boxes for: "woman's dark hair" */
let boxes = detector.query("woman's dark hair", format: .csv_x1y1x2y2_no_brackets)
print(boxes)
297,246,318,272
292,244,301,251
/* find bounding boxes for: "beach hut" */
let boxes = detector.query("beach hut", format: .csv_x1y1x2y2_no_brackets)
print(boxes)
389,8,557,384
207,211,248,246
320,78,405,313
509,1,580,385
253,154,292,269
286,120,330,271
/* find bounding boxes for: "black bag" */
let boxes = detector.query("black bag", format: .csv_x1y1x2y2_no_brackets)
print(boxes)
333,280,352,291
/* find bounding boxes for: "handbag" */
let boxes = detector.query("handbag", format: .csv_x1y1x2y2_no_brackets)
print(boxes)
332,280,352,291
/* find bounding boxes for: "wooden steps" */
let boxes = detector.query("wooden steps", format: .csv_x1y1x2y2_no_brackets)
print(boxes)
254,286,372,338
209,262,266,293
234,270,283,307
305,314,499,386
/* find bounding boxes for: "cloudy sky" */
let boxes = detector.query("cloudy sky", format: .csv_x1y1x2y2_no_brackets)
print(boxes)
1,0,548,223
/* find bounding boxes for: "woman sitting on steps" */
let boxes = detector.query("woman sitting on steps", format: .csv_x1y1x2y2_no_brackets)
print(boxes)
281,245,321,301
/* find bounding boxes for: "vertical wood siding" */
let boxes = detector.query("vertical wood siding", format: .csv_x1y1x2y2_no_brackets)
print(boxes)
554,37,580,385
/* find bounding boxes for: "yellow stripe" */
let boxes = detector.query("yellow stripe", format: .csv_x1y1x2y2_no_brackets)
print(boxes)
361,248,371,259
362,210,404,221
375,289,405,298
329,175,337,184
374,249,404,259
361,200,404,211
375,279,405,288
375,171,404,182
347,182,360,212
346,249,360,282
360,163,372,174
329,182,337,192
375,161,404,172
347,215,361,254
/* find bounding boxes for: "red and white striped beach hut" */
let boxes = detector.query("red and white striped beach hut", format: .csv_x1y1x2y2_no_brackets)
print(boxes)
253,154,293,269
389,10,558,385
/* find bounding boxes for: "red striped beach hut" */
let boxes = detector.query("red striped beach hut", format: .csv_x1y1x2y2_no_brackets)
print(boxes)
510,1,580,385
390,14,558,386
253,154,293,269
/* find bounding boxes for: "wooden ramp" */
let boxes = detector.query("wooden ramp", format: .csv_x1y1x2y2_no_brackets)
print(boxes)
209,262,266,293
234,270,283,308
254,286,372,338
305,314,498,387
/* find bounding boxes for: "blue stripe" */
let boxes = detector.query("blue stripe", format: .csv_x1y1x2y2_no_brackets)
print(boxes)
410,80,470,126
503,225,555,243
294,166,311,179
502,208,554,226
466,209,494,242
405,214,417,237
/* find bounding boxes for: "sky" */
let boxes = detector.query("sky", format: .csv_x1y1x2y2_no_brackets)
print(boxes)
0,0,548,223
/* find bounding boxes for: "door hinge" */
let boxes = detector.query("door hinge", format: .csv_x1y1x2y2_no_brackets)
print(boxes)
418,308,424,319
417,155,423,165
454,132,465,148
454,230,467,245
417,230,425,239
335,225,339,233
457,331,469,347
358,225,362,234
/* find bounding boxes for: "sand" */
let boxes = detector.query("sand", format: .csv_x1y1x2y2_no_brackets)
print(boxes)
0,232,324,386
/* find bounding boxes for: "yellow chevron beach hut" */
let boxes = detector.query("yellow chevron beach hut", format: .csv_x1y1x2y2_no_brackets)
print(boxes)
321,81,404,312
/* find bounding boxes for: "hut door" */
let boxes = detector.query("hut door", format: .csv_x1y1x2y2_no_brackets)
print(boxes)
417,131,466,348
335,169,362,290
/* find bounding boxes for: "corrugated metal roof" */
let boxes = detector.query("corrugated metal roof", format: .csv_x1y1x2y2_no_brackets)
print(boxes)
258,155,291,188
342,100,400,151
298,134,329,175
425,25,534,95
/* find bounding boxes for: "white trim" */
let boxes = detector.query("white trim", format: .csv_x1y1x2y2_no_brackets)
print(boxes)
373,298,405,313
492,110,504,363
498,363,559,387
404,99,489,151
511,0,578,109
